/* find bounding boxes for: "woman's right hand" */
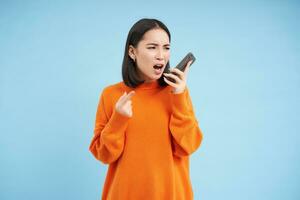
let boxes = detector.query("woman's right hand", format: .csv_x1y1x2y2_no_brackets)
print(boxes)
115,91,135,117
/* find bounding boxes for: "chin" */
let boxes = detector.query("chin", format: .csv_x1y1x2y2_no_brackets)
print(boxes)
153,75,162,80
144,72,162,81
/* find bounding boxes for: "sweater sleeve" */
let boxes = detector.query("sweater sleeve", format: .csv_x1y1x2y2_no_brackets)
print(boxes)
169,87,203,157
89,89,130,164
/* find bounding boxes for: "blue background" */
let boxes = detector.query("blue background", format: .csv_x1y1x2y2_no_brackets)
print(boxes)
1,0,299,199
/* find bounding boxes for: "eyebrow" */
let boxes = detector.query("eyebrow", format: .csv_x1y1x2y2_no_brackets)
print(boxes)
146,43,170,46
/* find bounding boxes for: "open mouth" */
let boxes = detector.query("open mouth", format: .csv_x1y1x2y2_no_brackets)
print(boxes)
153,64,164,75
153,64,164,70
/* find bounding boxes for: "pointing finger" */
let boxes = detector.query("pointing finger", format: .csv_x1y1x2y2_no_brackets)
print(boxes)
183,60,193,76
184,64,190,74
123,90,135,102
187,60,193,67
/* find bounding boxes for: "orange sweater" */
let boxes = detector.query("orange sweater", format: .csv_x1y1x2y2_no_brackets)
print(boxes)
89,80,203,200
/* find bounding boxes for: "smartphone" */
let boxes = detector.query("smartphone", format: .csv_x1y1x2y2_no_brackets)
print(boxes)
165,52,196,83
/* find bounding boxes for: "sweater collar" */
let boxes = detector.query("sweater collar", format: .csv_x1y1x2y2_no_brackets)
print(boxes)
136,80,160,90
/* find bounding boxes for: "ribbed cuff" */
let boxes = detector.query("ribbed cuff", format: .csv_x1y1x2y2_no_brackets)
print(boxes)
170,87,189,113
105,109,131,133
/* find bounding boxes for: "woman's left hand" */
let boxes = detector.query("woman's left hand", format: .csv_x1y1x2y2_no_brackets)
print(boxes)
163,60,192,94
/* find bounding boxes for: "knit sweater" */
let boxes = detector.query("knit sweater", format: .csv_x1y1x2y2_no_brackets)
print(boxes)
89,80,203,200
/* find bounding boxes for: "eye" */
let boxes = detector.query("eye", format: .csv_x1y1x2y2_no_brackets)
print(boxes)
164,47,170,50
147,46,155,49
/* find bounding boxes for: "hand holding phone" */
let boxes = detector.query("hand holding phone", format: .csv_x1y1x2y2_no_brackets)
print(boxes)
165,52,196,83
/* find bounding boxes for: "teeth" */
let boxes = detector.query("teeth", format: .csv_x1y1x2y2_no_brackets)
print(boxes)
154,64,163,69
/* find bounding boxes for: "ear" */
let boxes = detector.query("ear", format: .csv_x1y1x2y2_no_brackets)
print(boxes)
128,45,136,60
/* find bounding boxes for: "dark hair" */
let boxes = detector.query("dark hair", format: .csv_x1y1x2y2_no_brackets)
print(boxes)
122,18,171,88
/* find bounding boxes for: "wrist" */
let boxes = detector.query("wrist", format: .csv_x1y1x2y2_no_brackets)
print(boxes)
171,87,186,94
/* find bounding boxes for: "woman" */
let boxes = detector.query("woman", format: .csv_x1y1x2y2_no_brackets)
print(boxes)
89,18,203,200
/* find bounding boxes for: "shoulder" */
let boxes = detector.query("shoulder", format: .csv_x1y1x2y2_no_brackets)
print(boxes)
100,81,134,108
102,81,129,97
96,82,129,114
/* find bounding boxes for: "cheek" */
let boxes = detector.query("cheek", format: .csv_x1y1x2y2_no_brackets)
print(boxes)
136,52,153,71
165,52,170,60
140,52,154,64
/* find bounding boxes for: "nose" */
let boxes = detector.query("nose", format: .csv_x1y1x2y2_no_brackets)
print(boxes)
155,49,163,60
